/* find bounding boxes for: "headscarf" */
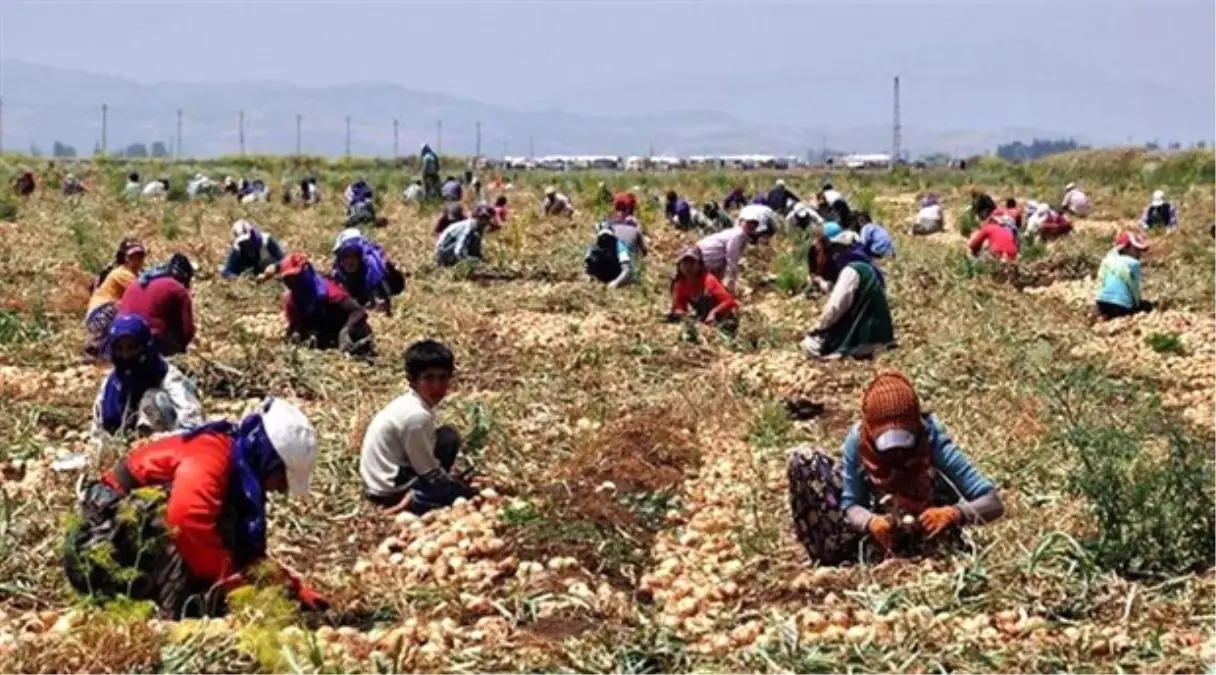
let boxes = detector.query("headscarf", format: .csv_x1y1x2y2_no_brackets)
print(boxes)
858,372,933,515
824,222,884,286
751,192,768,205
280,253,330,317
139,253,194,289
93,238,146,291
232,220,264,257
181,410,284,566
332,237,389,290
675,245,704,279
674,198,691,225
99,315,169,434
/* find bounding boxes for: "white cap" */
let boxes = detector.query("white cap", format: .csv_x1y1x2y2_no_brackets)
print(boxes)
829,229,861,246
260,398,317,497
738,203,770,224
231,220,255,246
544,186,556,196
1064,182,1076,191
775,179,786,187
874,428,916,452
1036,202,1052,216
333,227,362,252
1151,189,1165,206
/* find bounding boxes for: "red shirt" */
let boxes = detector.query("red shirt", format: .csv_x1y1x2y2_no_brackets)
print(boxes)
671,271,737,319
119,277,195,346
102,432,236,584
968,221,1020,260
282,277,352,328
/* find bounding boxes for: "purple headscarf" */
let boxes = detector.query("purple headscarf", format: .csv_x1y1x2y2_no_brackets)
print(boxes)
99,314,169,433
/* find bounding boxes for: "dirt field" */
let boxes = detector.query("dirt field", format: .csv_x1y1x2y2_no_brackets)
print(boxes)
0,151,1212,673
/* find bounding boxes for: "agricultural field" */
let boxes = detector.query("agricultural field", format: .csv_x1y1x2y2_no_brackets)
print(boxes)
0,149,1212,673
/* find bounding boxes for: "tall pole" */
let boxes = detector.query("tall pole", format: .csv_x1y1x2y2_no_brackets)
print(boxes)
436,120,442,153
175,108,183,159
101,103,108,154
238,110,246,156
345,116,352,157
892,75,902,167
475,121,482,161
393,119,399,158
295,114,302,156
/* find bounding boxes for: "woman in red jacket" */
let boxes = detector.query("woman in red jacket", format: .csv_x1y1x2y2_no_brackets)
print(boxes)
62,398,327,617
667,246,738,331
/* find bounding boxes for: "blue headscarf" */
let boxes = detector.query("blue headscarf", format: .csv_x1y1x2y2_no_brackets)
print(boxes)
286,262,331,318
751,192,768,205
100,315,169,433
182,409,284,566
332,237,388,291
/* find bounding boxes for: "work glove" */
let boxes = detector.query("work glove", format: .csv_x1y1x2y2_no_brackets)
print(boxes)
918,506,963,538
866,514,896,551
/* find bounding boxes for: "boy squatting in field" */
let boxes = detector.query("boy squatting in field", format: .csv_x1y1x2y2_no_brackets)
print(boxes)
360,340,477,515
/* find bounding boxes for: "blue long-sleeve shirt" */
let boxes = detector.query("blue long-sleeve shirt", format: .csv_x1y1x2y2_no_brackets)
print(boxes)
221,236,285,278
1095,249,1142,309
839,415,995,513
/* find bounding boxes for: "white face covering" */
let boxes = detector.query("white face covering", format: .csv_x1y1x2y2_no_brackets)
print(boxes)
874,428,917,453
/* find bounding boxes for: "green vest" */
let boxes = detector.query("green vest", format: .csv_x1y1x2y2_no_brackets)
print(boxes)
820,261,894,355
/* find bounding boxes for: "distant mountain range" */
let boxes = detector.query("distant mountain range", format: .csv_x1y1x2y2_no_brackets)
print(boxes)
0,60,1091,160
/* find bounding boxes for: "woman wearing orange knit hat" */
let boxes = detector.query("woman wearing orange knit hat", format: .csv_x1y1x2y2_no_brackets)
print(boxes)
788,371,1005,565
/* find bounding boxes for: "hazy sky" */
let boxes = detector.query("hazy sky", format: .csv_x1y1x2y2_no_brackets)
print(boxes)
2,0,1214,142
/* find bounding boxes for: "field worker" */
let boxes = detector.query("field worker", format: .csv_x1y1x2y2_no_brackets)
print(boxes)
470,176,484,204
14,170,36,197
63,173,87,196
787,371,1005,565
90,314,204,444
1025,202,1072,241
542,186,575,217
855,210,896,259
277,252,373,356
85,239,148,359
332,228,406,314
787,202,826,231
801,223,893,359
123,173,142,199
993,198,1023,230
702,201,734,232
440,175,463,203
1060,182,1090,217
299,175,320,205
696,208,762,294
64,397,328,618
968,187,997,220
667,246,738,331
403,180,424,204
723,186,747,211
360,340,476,514
1140,190,1179,231
142,178,170,199
222,176,240,196
493,195,510,227
585,222,636,288
187,174,218,199
344,181,387,228
238,179,270,204
435,205,496,267
222,220,286,280
608,193,648,256
671,197,694,230
968,213,1020,261
433,202,468,237
910,195,945,235
420,144,441,200
664,191,681,220
597,181,613,207
767,179,800,215
119,253,196,357
1095,231,1153,320
820,180,845,209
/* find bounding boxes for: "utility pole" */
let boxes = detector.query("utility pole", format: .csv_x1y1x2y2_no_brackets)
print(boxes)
296,114,302,156
475,121,482,161
393,119,399,158
101,103,108,154
175,108,183,159
892,75,902,168
436,120,442,153
238,110,246,156
345,116,352,157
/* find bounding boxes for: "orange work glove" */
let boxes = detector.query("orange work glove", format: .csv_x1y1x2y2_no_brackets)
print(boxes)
866,515,896,551
918,506,963,538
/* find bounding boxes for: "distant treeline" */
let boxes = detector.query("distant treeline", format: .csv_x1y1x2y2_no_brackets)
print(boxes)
996,138,1088,162
30,141,173,159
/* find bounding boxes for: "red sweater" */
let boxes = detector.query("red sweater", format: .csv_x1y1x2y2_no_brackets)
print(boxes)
119,277,196,346
102,432,236,584
671,271,737,319
968,221,1019,260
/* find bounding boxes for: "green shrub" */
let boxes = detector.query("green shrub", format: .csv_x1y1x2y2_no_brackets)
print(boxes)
1146,332,1185,355
958,209,981,237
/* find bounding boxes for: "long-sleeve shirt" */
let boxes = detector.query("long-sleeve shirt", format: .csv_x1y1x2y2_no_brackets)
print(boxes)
816,265,862,331
101,432,238,583
1095,249,1142,309
839,416,1002,530
90,364,204,444
1139,203,1178,229
88,267,137,314
696,227,749,290
119,278,196,350
968,222,1019,260
360,389,474,500
670,272,737,319
434,219,484,266
1061,189,1090,216
221,237,285,278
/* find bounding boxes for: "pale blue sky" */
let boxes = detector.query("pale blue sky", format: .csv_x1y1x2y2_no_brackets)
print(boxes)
2,0,1214,143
